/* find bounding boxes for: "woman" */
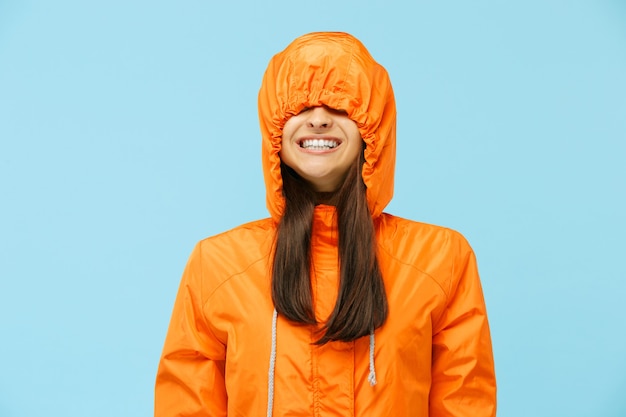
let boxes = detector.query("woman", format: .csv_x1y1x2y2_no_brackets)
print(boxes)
155,32,496,416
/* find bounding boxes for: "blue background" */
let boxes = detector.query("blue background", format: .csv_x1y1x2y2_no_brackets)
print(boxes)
1,1,625,416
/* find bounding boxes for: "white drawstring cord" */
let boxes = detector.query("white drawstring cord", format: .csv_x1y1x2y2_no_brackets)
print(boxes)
367,332,377,386
267,309,278,417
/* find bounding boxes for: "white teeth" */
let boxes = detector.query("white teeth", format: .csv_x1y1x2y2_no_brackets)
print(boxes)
300,139,339,149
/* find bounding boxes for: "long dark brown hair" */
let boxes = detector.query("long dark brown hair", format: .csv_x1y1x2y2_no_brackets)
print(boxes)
272,149,388,344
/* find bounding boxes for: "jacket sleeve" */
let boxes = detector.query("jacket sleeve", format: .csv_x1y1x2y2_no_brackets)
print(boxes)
429,235,497,417
155,242,228,417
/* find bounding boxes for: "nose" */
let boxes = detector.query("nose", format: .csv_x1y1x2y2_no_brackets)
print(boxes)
305,107,333,129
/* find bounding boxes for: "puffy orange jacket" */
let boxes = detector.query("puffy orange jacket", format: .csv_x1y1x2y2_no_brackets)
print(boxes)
155,32,496,417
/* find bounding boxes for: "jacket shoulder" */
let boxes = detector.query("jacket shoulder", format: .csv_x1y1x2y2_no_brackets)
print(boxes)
377,213,475,297
200,217,276,248
378,213,473,252
187,218,276,298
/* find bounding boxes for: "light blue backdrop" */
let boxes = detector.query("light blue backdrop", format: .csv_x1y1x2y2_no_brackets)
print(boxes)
1,1,624,416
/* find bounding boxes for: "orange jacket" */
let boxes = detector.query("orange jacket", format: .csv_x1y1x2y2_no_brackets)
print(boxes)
155,32,496,417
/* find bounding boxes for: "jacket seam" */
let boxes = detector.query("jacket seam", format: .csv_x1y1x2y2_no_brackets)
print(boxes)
197,239,223,346
198,220,275,305
376,230,453,327
202,252,272,306
376,242,448,300
198,250,272,347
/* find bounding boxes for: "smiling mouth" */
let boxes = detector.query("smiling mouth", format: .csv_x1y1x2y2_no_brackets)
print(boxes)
299,138,341,150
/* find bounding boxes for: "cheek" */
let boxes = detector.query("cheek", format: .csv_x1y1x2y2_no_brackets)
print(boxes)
346,142,363,164
279,126,292,158
346,128,364,161
281,115,301,140
280,123,297,153
278,139,295,169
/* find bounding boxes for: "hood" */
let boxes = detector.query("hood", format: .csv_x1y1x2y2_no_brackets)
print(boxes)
258,32,397,222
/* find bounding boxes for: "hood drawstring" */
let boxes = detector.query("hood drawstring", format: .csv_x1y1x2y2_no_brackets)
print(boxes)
267,309,278,417
368,332,378,386
266,310,378,415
